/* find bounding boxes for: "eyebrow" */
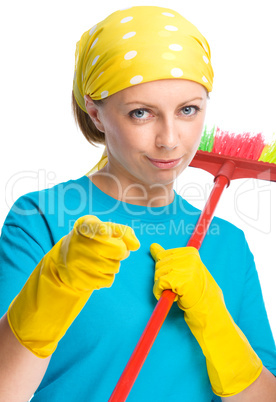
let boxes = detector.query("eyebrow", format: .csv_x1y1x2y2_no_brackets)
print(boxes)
124,97,204,108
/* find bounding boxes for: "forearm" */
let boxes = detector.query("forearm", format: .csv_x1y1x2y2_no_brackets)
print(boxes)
0,314,50,402
221,366,276,401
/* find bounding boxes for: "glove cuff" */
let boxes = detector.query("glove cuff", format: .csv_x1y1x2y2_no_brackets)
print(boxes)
7,256,92,358
184,280,262,396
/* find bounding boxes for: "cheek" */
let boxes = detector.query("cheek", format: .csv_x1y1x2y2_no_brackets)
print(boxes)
181,127,203,153
104,125,141,162
188,115,206,149
105,120,150,153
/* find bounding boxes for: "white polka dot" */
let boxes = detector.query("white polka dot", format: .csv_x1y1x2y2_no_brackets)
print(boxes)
171,68,183,78
91,38,98,48
203,56,209,64
130,75,143,85
162,12,175,17
202,43,208,52
97,72,104,79
124,50,137,60
165,25,178,31
121,16,133,23
101,91,109,98
169,44,183,51
123,32,136,39
202,76,208,83
92,55,100,66
89,25,97,35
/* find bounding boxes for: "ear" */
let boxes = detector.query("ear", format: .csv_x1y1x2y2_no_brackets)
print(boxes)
84,95,105,133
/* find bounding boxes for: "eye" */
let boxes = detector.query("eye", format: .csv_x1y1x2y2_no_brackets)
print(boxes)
180,106,201,116
129,108,151,120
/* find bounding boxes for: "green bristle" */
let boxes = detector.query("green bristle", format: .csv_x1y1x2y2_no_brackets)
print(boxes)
199,125,215,152
258,136,276,164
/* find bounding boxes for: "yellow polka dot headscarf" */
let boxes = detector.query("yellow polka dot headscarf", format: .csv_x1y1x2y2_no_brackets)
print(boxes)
73,6,214,112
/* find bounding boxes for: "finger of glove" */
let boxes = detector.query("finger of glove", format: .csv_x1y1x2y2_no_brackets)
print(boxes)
154,263,173,282
154,246,199,261
59,232,129,270
150,245,198,263
56,249,120,291
154,265,202,296
95,236,131,261
153,277,178,302
73,248,123,274
154,248,202,277
74,262,118,290
153,252,188,281
75,234,130,261
69,267,116,292
74,217,122,242
154,261,206,310
76,220,140,253
154,254,203,286
72,221,129,260
109,223,140,251
76,219,113,239
150,243,166,262
74,215,102,235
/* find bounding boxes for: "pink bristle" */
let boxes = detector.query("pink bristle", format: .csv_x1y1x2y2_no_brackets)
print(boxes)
227,133,241,156
212,128,227,154
212,128,266,160
251,133,266,159
223,132,234,155
238,133,250,158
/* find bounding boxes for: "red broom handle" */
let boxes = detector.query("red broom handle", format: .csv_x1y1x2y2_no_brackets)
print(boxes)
109,170,233,402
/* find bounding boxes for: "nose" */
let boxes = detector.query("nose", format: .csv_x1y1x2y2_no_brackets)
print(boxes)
155,116,180,150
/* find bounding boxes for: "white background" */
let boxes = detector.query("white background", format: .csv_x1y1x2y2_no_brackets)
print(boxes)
1,0,275,337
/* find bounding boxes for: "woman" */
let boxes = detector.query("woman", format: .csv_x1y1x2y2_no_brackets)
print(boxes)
0,6,275,401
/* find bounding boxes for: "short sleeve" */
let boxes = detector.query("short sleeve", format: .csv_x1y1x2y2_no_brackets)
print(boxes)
237,241,276,376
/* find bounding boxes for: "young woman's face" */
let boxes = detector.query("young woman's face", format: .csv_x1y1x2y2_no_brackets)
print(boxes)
87,79,207,188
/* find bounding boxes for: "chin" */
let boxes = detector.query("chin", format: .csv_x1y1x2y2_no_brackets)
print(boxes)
145,170,182,186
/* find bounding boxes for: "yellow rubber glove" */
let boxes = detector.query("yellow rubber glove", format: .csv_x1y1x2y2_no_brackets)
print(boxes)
150,243,263,397
8,215,140,358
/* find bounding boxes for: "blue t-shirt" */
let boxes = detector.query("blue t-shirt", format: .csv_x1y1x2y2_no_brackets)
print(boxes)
0,175,275,401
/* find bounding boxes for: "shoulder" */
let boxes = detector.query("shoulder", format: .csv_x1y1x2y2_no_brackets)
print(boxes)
7,175,89,216
2,175,90,247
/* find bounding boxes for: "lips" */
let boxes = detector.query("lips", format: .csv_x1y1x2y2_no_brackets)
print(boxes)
149,158,180,163
147,156,182,169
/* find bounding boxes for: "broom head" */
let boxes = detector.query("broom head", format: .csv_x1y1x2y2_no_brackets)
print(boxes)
190,127,276,182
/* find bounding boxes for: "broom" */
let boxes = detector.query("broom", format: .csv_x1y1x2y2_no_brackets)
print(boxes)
109,127,276,401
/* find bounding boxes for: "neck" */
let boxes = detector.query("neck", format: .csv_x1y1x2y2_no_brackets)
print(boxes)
89,167,175,207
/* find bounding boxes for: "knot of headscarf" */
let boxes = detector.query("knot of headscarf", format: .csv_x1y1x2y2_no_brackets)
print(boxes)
73,6,214,113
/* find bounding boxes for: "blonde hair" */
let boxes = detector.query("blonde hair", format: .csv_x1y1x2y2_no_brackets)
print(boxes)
71,91,105,145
